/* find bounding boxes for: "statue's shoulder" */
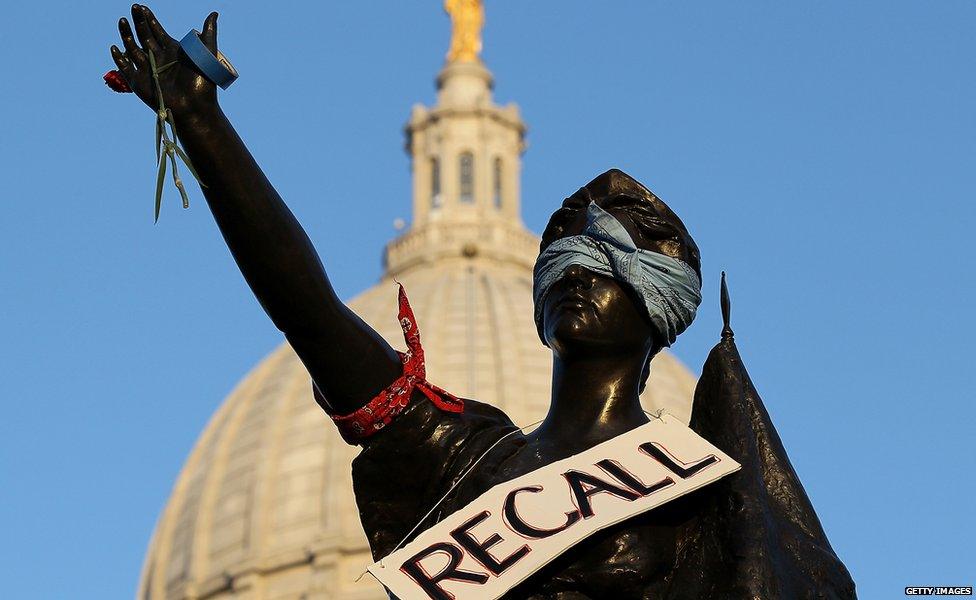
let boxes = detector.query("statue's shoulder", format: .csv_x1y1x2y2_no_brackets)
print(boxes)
450,395,516,427
351,391,518,558
354,391,515,466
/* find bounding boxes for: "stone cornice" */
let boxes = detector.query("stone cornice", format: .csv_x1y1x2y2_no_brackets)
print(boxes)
384,221,539,278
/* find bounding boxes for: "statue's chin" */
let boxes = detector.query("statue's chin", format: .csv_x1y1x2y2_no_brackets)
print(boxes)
547,316,618,357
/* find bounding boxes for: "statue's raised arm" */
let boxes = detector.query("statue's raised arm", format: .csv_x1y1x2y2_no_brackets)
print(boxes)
109,5,402,415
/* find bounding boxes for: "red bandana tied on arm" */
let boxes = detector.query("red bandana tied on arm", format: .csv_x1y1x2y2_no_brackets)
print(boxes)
315,284,464,444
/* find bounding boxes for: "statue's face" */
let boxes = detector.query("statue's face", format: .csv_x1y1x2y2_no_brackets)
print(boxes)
539,189,698,355
541,263,654,358
538,170,700,355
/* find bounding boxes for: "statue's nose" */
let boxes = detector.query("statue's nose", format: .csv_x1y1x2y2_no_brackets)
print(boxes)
564,264,595,291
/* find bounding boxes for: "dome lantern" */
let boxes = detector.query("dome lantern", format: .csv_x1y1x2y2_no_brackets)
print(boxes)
390,1,535,279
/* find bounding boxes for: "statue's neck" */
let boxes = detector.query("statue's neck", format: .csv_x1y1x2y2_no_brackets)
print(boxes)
530,350,651,455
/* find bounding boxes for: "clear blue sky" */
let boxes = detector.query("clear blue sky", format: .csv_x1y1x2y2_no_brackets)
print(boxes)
1,2,973,598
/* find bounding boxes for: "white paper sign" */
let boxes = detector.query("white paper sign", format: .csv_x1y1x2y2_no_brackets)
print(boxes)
368,413,741,600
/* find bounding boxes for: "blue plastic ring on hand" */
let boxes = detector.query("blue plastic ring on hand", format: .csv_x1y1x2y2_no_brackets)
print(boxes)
179,29,238,90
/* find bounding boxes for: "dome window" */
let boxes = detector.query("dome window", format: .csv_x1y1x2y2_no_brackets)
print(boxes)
431,157,442,208
459,152,475,203
493,157,503,209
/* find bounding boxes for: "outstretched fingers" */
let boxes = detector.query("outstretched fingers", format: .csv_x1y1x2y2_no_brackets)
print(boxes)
118,17,147,70
141,5,176,49
110,45,138,87
202,12,218,53
131,5,162,59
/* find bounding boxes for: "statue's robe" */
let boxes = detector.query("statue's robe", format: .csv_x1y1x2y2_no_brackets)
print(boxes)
351,329,855,599
671,330,856,598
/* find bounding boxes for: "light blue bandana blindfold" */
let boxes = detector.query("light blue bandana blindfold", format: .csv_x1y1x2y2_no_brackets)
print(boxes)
533,202,702,347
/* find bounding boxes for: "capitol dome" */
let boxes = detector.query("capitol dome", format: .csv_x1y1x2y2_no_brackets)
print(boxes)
137,8,698,599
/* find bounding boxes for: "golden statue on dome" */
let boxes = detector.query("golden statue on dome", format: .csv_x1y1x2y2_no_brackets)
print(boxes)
444,0,484,62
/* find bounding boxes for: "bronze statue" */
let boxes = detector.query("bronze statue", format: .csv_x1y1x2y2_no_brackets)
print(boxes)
110,6,854,598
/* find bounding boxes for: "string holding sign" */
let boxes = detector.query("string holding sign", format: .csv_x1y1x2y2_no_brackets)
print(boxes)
378,408,667,571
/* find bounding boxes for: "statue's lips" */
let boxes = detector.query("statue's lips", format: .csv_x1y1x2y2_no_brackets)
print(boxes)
554,294,595,314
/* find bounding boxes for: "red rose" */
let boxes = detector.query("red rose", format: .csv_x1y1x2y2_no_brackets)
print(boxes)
104,70,132,93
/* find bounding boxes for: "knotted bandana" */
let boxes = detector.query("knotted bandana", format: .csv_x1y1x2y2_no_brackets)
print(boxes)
315,284,464,445
533,202,702,347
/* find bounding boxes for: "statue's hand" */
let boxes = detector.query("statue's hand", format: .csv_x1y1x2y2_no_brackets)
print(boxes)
110,5,219,117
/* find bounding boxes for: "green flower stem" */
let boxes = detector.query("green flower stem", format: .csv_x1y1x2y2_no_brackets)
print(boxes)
147,50,205,222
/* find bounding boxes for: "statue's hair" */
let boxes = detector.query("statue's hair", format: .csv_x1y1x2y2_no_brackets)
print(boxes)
540,168,701,279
